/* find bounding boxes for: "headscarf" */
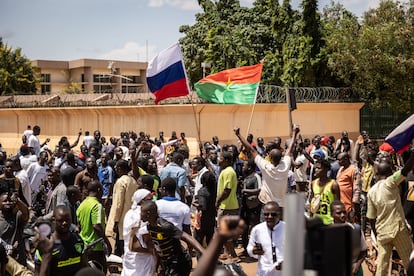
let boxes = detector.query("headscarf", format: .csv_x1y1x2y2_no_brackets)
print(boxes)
131,189,151,210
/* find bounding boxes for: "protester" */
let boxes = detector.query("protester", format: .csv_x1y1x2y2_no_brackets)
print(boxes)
77,181,112,273
367,149,414,275
106,159,138,256
2,121,414,275
330,200,367,276
234,126,299,216
141,200,205,276
35,206,86,276
247,201,284,276
122,189,154,276
309,159,340,224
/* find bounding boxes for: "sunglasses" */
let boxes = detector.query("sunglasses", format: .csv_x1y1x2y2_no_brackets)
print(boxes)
264,212,278,217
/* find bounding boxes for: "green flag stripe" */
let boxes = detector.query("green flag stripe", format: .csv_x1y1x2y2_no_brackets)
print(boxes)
194,82,259,104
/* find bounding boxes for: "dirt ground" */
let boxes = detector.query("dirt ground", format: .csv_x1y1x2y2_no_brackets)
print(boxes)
191,246,375,275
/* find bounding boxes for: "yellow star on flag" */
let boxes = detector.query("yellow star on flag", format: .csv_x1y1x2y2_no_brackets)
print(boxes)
226,76,232,90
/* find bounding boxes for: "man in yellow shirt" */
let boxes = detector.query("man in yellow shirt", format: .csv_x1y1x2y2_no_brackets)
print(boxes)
216,151,239,262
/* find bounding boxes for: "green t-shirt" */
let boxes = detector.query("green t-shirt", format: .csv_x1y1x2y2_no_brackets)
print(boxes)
76,196,105,251
218,166,239,210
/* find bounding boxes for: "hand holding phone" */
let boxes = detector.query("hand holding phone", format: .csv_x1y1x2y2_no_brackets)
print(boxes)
253,242,264,255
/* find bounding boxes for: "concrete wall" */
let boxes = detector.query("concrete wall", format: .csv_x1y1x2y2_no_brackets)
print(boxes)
0,102,364,156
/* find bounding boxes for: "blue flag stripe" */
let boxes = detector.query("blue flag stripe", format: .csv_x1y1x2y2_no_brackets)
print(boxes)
146,61,185,93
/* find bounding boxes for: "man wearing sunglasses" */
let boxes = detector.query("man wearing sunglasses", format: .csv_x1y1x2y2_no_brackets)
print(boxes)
247,201,284,275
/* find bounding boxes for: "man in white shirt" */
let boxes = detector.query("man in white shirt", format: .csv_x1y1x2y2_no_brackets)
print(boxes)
292,142,310,192
26,151,49,202
19,146,37,171
23,125,33,142
12,157,31,207
82,131,95,150
247,201,284,276
156,177,191,234
28,125,50,157
234,126,299,212
191,156,209,197
335,130,354,156
151,137,179,174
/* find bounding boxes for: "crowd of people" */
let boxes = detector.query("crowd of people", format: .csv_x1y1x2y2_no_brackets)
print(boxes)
0,124,413,276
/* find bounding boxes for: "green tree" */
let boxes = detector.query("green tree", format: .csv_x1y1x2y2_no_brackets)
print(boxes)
321,1,360,87
323,0,414,113
179,12,210,87
181,0,278,86
0,38,37,95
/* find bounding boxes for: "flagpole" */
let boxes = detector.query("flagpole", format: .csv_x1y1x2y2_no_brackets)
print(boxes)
246,103,256,136
246,61,263,136
187,95,202,153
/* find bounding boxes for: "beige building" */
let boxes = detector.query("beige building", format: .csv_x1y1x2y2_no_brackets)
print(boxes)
31,59,148,95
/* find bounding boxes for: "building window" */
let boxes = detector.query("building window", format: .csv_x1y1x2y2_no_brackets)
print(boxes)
122,75,140,84
93,74,111,83
41,74,51,83
93,85,112,94
122,86,143,93
41,85,51,95
81,74,85,82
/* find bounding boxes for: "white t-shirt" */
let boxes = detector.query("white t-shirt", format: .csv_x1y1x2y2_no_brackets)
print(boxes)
28,135,40,157
23,129,33,141
294,154,309,182
19,154,38,171
15,169,31,206
156,198,191,231
255,155,291,207
194,167,209,197
26,162,48,193
83,135,95,149
122,208,154,276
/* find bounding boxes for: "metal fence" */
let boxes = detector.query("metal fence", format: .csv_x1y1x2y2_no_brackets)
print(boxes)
0,86,361,108
255,86,358,103
360,105,409,139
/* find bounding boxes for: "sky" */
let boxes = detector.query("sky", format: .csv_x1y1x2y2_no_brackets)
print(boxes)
0,0,381,63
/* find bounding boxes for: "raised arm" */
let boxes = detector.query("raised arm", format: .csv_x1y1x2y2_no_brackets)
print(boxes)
233,127,258,159
192,216,244,275
70,130,82,149
285,126,300,157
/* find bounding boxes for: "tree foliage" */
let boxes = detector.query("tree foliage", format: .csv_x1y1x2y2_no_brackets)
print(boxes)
179,0,414,113
0,38,37,95
322,0,414,113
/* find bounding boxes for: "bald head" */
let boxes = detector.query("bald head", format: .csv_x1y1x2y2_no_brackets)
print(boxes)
269,149,282,165
377,161,393,177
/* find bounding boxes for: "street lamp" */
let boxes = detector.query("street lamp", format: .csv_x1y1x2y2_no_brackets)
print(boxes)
201,62,211,78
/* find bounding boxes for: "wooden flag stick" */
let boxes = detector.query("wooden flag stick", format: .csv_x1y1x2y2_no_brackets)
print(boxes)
246,102,256,137
187,95,202,151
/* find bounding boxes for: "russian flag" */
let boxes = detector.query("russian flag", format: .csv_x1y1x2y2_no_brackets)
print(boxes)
385,114,414,154
146,43,190,104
